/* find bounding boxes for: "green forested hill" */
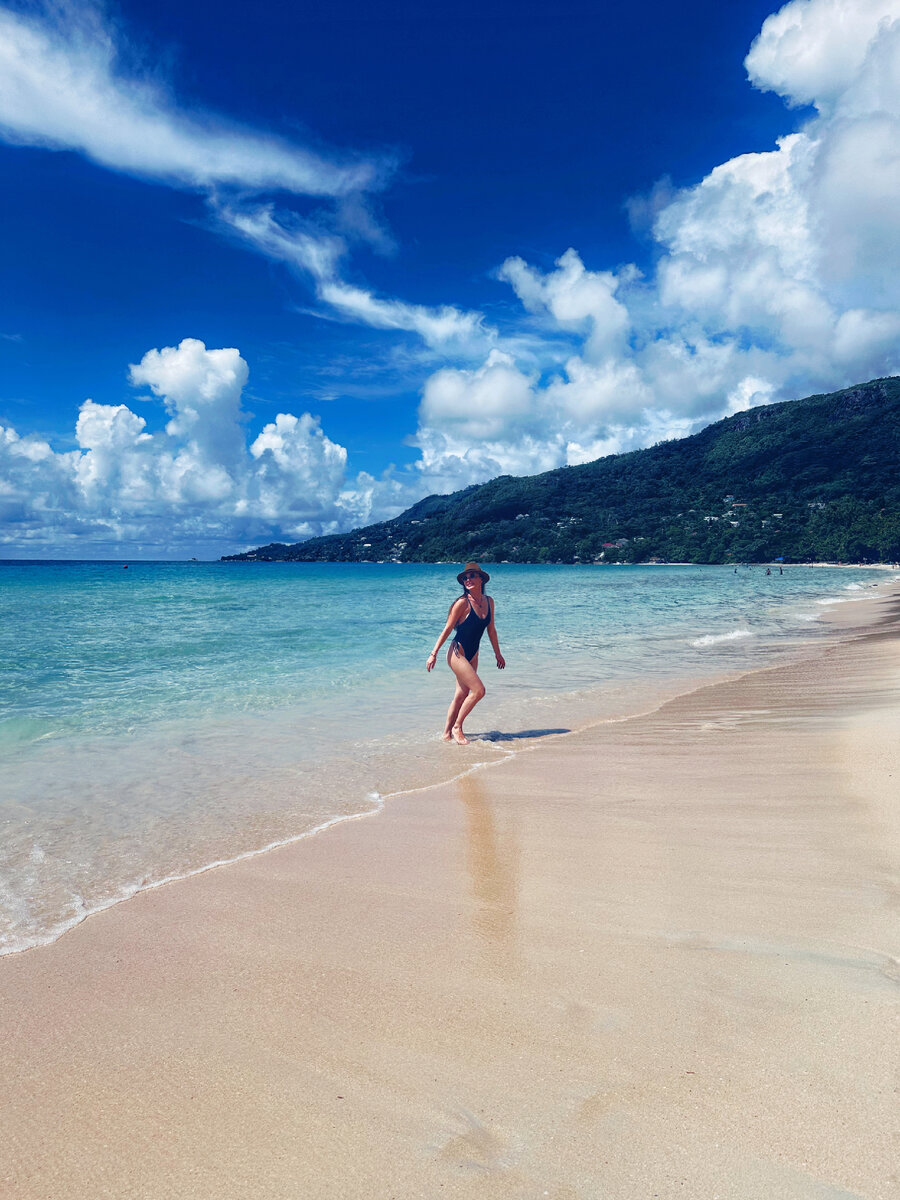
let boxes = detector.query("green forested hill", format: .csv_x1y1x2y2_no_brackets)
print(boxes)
224,376,900,565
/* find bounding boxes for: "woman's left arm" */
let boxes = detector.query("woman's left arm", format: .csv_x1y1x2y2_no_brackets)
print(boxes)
487,599,505,669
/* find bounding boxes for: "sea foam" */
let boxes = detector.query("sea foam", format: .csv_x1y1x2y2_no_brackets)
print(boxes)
691,629,753,648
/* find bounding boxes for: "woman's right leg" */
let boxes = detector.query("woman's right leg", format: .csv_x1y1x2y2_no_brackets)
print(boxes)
443,678,469,740
447,647,485,744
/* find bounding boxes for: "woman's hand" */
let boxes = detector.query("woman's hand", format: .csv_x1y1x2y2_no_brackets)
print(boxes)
496,653,506,670
426,651,438,672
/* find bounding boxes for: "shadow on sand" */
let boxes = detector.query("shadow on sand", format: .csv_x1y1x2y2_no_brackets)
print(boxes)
471,728,570,742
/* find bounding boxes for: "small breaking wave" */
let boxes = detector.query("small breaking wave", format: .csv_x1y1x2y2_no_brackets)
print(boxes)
691,629,753,648
0,794,387,958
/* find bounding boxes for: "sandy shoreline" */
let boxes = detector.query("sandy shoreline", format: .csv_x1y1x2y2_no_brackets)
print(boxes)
3,591,899,1198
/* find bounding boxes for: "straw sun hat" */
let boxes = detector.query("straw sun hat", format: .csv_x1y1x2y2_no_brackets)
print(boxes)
456,561,490,585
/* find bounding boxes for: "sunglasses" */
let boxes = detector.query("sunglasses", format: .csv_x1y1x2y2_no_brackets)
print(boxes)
462,572,481,580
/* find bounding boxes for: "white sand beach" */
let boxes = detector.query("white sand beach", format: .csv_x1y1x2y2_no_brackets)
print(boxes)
2,589,898,1199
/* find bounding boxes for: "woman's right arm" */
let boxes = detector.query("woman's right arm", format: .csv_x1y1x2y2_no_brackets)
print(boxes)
426,599,467,672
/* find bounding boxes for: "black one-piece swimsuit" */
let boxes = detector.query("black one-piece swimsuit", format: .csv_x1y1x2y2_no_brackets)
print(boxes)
452,596,491,661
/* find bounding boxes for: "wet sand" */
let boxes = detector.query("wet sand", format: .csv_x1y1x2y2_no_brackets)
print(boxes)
2,591,899,1199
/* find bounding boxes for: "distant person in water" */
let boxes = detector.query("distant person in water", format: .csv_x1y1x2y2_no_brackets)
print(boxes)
426,562,505,745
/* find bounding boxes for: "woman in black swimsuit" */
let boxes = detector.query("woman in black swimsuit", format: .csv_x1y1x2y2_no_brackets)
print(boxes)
426,562,505,745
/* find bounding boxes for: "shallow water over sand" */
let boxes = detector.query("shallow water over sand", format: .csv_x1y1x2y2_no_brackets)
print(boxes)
2,560,893,953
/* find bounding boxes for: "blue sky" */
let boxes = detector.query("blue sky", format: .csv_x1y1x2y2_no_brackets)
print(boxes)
1,0,898,558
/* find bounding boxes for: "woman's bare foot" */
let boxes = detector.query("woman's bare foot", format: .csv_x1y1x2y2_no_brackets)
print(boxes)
451,725,469,745
441,730,453,741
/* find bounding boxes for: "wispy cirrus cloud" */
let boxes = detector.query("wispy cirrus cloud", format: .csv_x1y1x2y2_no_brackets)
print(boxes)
218,203,494,354
0,2,385,196
0,3,498,354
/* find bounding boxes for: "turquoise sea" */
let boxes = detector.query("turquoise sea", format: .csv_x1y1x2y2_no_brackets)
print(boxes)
2,560,894,956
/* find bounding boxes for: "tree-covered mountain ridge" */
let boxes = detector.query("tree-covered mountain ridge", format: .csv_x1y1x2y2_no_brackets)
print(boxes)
223,376,900,565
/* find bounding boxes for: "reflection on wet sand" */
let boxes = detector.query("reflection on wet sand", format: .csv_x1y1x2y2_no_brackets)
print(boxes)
458,771,520,974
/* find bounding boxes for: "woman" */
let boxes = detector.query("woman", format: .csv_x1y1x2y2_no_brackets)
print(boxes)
426,562,505,744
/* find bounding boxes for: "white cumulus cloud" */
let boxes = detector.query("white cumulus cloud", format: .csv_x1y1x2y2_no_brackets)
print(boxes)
498,249,632,361
744,0,898,110
410,0,900,492
0,339,412,556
